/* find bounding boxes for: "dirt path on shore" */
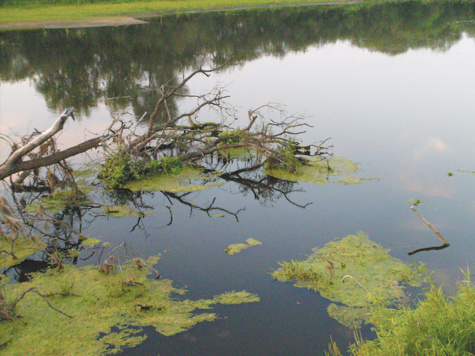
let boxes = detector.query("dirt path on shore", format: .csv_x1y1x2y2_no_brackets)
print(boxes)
0,16,148,30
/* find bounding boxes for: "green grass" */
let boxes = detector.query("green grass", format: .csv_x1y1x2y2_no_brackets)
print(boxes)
327,270,475,356
0,0,355,27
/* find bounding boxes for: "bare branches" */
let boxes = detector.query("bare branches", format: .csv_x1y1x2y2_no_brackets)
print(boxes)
0,109,108,182
146,66,226,137
407,206,450,255
2,287,72,321
410,206,450,246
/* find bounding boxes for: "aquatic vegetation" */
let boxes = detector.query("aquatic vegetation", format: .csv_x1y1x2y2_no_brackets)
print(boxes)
0,235,45,269
265,141,301,173
124,167,222,193
26,189,90,214
219,129,247,145
218,147,255,161
99,151,183,189
101,205,151,218
273,232,422,328
265,157,376,185
456,169,475,175
354,275,475,355
225,238,262,255
327,303,370,330
213,290,260,304
79,236,102,247
0,255,259,354
407,198,423,206
327,272,475,355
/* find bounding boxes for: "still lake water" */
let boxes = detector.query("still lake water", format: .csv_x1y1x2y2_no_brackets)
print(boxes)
1,2,474,354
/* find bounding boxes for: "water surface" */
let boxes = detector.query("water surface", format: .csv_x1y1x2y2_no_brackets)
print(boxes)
1,2,474,354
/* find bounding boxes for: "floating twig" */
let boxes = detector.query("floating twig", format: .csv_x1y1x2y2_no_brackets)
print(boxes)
411,206,450,246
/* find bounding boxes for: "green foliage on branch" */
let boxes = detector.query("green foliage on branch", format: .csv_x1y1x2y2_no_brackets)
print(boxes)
99,152,182,188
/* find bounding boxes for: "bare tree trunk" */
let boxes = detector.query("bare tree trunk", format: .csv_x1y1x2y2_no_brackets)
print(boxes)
0,109,108,181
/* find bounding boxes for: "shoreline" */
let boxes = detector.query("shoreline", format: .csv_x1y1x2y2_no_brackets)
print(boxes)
0,0,362,30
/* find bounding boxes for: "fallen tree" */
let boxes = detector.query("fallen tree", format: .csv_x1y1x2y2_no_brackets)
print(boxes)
0,66,330,192
0,109,108,182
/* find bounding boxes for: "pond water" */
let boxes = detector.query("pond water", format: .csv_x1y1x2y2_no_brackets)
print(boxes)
1,1,475,355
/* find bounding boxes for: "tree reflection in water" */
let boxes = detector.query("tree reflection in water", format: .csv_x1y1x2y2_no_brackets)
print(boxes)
1,1,475,117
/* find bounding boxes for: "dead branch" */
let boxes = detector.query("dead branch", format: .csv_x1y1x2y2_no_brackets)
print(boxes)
0,109,108,181
411,206,450,246
4,287,72,320
145,66,226,137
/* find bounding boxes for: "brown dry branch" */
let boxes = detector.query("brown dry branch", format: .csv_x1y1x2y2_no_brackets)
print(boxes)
2,287,72,320
410,206,450,246
0,108,110,182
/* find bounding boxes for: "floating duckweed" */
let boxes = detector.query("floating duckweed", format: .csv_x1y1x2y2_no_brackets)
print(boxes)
26,190,90,213
246,238,262,246
0,256,259,355
407,198,423,206
273,232,421,327
327,303,371,329
213,290,261,304
218,147,255,160
225,243,248,255
225,238,262,255
101,205,152,218
0,235,45,269
124,167,222,192
456,169,475,175
80,237,102,247
265,157,376,185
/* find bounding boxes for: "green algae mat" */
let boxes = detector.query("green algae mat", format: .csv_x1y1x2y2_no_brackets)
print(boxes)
273,232,422,328
0,236,45,269
225,238,262,255
0,255,259,354
123,167,222,192
265,156,377,185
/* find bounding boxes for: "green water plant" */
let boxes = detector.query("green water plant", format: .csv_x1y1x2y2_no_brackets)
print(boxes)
326,270,475,355
25,189,90,214
273,232,423,328
0,255,259,354
99,150,183,189
0,235,45,269
0,197,46,269
123,166,222,193
265,140,301,173
101,205,152,218
265,157,376,186
407,198,423,206
225,238,262,255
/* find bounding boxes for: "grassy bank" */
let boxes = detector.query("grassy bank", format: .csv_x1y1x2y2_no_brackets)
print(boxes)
0,0,357,28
